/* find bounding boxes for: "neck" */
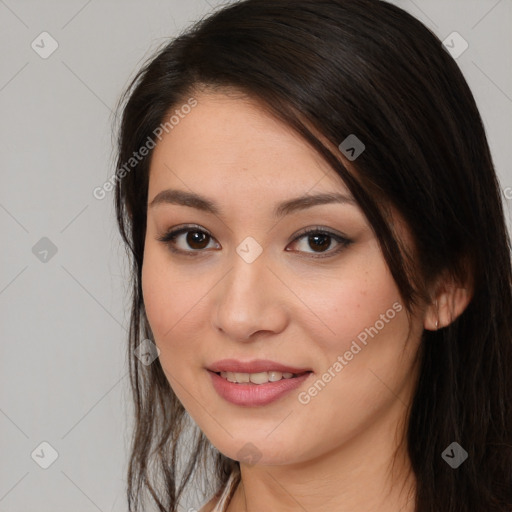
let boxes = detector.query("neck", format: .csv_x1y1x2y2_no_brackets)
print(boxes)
226,400,416,512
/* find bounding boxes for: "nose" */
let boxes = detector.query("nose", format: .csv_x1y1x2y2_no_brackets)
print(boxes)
212,249,289,342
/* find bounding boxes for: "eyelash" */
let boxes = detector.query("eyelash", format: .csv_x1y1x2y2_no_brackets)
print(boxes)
156,224,352,259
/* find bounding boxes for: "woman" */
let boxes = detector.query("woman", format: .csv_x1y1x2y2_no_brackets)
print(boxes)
113,0,512,510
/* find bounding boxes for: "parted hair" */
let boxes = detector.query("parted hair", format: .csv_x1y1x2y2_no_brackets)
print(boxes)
113,1,512,510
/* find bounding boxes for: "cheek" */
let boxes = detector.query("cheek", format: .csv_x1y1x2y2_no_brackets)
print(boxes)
141,244,190,343
141,248,168,338
297,245,404,358
289,264,414,459
141,243,213,360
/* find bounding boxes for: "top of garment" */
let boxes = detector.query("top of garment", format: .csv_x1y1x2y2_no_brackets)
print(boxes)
211,471,238,512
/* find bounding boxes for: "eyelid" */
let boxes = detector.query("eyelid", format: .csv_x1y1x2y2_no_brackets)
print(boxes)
289,225,350,243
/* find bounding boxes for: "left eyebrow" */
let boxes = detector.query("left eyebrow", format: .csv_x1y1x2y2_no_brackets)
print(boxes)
148,188,357,218
274,191,356,217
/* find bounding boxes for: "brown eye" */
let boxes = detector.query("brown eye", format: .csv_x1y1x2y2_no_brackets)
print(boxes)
186,231,210,250
286,228,352,258
156,225,220,255
307,233,332,252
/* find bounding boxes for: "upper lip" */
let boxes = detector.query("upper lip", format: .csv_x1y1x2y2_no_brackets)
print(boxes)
207,359,312,374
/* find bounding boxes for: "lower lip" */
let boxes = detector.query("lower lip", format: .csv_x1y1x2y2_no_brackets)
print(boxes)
208,370,312,406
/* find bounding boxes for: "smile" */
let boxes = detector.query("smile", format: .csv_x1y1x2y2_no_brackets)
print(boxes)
217,370,305,384
208,369,313,406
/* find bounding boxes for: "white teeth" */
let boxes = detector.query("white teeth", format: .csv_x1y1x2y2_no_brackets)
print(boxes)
225,372,237,383
250,371,270,384
234,372,250,383
220,371,297,384
269,371,287,382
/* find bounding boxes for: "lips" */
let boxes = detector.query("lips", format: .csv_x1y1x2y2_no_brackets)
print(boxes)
208,368,313,406
206,358,312,375
206,360,313,406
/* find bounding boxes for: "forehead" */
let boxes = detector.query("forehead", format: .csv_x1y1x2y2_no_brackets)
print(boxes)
147,92,352,199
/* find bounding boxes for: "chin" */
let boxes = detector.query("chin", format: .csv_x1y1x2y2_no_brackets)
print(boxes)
208,434,299,467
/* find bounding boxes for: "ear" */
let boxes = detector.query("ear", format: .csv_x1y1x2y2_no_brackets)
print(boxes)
424,279,473,331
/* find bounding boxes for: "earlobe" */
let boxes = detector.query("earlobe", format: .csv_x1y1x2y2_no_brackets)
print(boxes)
424,298,439,331
424,285,472,331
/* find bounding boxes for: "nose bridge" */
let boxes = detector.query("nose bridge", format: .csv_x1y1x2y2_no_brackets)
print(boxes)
212,242,287,340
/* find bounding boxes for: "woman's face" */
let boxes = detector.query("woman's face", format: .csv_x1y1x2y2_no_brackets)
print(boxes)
142,91,425,467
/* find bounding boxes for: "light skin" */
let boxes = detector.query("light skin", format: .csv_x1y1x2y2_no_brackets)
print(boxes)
141,90,471,512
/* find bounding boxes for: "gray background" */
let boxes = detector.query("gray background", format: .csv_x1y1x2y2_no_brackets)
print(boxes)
1,0,511,511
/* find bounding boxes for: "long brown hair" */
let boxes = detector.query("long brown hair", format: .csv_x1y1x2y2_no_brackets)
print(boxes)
113,0,512,510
